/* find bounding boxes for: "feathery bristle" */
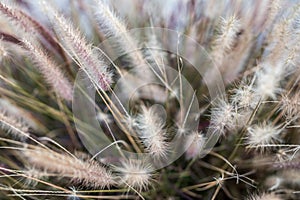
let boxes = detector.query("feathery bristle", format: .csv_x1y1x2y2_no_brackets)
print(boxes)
136,105,168,158
246,122,283,151
23,39,73,101
117,159,153,191
23,146,115,188
0,111,29,140
47,6,112,90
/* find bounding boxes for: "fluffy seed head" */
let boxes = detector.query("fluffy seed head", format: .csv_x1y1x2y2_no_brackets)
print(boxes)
254,63,284,100
209,15,241,70
210,98,238,135
117,159,153,191
231,79,260,109
185,131,206,160
136,105,168,158
93,0,153,81
23,167,47,186
0,110,29,140
23,146,114,188
47,5,112,90
217,15,241,51
279,93,300,120
0,98,41,130
246,122,283,151
23,39,73,101
0,2,34,34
